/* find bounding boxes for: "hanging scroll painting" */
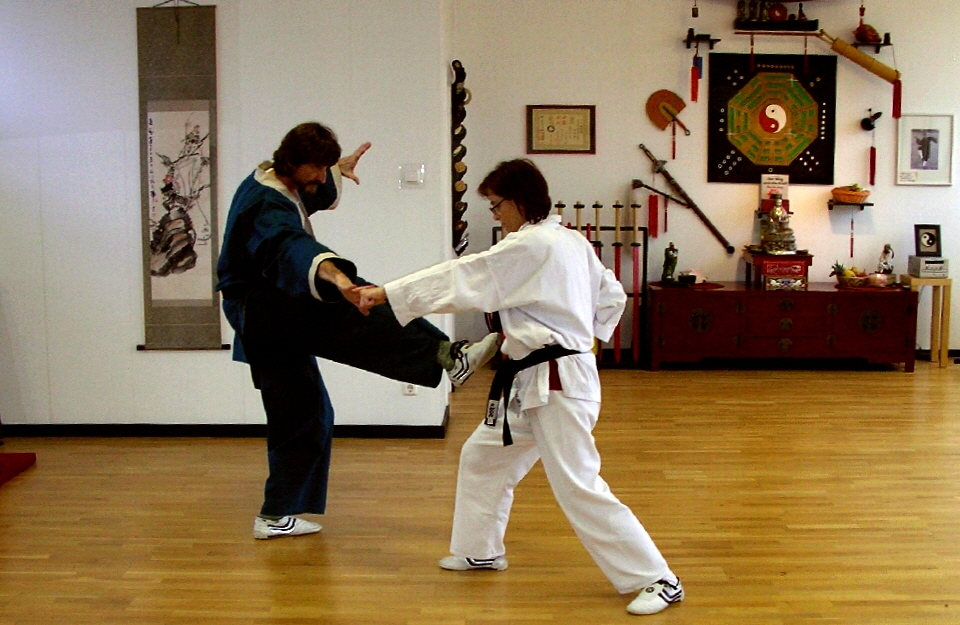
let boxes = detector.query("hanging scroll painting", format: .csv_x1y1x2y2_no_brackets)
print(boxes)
137,5,221,349
147,101,212,301
708,53,837,185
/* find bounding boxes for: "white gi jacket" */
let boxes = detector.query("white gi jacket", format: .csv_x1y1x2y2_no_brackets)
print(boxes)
385,215,626,410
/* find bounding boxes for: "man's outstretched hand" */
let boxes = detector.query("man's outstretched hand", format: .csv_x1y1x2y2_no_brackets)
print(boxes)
339,142,372,184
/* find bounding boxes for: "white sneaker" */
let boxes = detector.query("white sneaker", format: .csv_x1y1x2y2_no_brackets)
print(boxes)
626,577,684,615
439,555,509,571
447,333,500,387
253,516,321,540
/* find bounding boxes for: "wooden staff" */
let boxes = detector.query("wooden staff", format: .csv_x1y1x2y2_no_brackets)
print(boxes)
592,201,603,261
555,200,565,222
612,201,624,364
631,203,642,364
574,201,584,233
585,221,601,364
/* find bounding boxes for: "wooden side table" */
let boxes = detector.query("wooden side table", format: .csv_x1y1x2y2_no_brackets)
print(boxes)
900,275,952,367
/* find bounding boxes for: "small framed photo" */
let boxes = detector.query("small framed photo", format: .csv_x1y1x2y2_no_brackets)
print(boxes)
914,224,942,257
897,114,953,185
526,105,596,154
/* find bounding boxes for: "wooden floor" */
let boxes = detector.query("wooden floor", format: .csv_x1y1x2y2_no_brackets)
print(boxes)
2,361,960,624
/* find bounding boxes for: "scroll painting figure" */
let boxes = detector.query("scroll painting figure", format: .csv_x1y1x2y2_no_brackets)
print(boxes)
149,120,211,277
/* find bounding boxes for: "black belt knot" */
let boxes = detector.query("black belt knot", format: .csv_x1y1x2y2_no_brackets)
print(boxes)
486,344,580,446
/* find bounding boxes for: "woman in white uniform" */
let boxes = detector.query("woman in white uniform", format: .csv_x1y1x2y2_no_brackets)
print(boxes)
358,159,682,616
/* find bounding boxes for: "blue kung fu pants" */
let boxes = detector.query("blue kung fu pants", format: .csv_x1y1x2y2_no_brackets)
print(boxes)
229,285,448,517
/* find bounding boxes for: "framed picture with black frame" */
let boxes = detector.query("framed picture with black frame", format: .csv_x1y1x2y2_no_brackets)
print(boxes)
914,224,942,257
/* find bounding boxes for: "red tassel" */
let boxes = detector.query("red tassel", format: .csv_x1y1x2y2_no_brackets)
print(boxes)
648,195,659,239
691,65,699,102
893,79,902,119
869,146,877,186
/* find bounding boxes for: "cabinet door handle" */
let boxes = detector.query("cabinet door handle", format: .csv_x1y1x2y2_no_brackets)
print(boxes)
688,309,714,333
779,298,795,311
778,338,793,352
860,310,883,332
779,317,794,332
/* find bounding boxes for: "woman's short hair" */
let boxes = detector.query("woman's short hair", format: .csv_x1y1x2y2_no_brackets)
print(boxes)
272,122,342,177
477,159,552,223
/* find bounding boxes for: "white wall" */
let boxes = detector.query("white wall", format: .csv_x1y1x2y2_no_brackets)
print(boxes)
452,0,960,348
2,0,958,426
0,0,455,426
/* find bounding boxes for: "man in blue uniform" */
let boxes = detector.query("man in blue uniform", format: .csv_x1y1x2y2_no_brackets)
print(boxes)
217,122,497,539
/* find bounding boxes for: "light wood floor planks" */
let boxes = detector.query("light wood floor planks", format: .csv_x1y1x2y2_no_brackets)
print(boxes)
2,362,960,624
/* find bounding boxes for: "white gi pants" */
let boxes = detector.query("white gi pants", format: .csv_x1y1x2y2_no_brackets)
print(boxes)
449,391,671,594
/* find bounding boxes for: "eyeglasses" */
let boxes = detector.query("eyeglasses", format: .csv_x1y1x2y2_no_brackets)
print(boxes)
488,198,506,214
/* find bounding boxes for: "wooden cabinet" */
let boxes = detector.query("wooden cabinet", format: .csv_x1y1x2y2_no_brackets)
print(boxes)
648,283,918,371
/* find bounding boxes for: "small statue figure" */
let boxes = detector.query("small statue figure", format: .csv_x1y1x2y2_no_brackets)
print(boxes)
797,2,807,21
662,242,679,282
878,243,895,274
760,194,797,254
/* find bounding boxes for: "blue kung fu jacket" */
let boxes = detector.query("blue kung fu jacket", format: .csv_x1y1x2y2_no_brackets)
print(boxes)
216,164,357,363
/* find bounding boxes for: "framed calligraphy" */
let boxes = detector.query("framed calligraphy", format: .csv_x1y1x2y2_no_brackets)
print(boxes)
526,105,596,154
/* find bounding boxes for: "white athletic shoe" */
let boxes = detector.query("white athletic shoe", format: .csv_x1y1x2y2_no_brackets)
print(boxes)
447,333,500,387
626,577,684,615
253,516,322,540
439,555,509,571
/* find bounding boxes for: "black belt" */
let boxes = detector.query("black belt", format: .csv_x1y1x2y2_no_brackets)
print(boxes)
486,344,580,446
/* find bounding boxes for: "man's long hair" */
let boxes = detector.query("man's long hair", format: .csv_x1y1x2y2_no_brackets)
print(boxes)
478,159,551,223
272,122,341,177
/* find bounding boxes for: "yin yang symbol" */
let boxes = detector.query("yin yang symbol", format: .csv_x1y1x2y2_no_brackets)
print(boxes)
759,104,787,134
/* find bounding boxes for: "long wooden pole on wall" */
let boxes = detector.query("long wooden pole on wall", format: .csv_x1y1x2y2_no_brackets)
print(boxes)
137,5,222,350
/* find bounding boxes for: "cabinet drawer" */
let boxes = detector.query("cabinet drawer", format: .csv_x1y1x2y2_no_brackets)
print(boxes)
746,293,830,316
741,335,831,358
745,312,826,336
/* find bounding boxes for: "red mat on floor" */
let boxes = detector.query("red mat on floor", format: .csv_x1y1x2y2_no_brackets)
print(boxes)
0,453,36,487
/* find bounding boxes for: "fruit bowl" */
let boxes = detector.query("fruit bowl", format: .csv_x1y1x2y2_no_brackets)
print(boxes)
835,274,870,288
831,187,870,204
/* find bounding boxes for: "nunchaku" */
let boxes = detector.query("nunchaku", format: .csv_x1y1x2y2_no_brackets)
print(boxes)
634,144,735,254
